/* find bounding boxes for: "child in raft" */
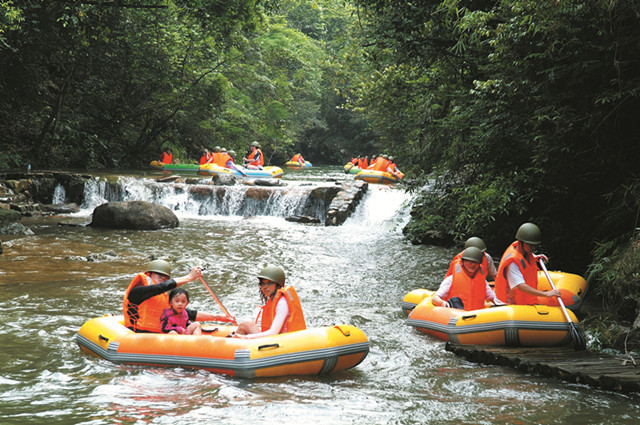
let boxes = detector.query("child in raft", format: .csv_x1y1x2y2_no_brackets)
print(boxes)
160,288,203,335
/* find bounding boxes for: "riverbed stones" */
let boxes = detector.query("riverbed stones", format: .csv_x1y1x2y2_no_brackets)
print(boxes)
325,180,368,225
90,200,179,230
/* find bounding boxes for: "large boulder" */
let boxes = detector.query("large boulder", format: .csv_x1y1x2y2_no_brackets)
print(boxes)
90,200,179,230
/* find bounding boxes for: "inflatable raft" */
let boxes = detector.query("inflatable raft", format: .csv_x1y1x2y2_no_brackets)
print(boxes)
344,163,361,174
76,315,369,378
401,271,588,315
197,164,284,179
354,169,403,185
150,160,199,173
285,161,312,168
402,271,588,347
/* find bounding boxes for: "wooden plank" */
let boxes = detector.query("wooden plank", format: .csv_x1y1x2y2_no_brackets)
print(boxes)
445,343,640,395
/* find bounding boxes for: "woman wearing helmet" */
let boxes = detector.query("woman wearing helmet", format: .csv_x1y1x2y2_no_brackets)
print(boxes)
224,149,247,177
242,141,264,170
123,260,231,333
432,247,504,310
494,223,561,305
234,265,306,339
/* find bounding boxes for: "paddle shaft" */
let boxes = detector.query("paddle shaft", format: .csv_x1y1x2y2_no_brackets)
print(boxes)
199,276,237,325
538,260,573,324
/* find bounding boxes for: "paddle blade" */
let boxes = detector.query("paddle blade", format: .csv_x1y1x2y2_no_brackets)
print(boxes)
570,323,587,351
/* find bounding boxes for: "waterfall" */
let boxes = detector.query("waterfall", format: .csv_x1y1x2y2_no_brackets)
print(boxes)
52,184,66,205
76,176,336,221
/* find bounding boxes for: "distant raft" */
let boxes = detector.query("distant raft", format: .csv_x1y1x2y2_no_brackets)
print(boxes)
354,169,403,185
344,163,361,174
77,315,369,378
402,271,588,347
197,163,284,179
285,161,312,168
150,160,199,173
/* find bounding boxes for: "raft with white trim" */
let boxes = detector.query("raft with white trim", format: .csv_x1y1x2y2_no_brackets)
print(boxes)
401,270,587,315
150,160,199,173
354,169,403,185
76,315,369,378
405,293,583,347
285,161,312,168
197,163,284,179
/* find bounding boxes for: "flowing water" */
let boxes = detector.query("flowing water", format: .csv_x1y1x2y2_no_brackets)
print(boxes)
0,166,638,424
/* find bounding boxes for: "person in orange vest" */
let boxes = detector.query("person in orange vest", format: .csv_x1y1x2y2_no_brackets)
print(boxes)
199,149,210,165
224,150,247,177
388,156,404,179
357,154,368,169
233,265,306,339
494,223,561,305
158,148,173,164
123,260,234,333
243,141,264,169
372,154,392,172
445,236,497,280
432,247,505,310
207,146,222,165
291,153,305,165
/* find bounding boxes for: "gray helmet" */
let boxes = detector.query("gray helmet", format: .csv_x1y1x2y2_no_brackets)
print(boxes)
464,236,487,252
214,146,221,152
257,264,285,286
227,150,236,157
147,259,171,277
251,141,260,147
516,222,542,245
221,147,227,152
461,246,483,263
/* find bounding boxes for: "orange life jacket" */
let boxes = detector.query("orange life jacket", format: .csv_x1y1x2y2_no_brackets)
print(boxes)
445,251,489,278
373,158,391,171
260,286,306,333
494,241,539,305
358,158,368,168
445,261,487,311
159,152,173,164
122,273,169,333
199,155,208,165
351,158,359,165
215,152,230,167
247,149,264,166
291,154,301,162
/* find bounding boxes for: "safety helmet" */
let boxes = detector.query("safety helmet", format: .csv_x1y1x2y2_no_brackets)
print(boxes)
257,264,285,286
515,222,542,245
464,236,487,252
146,259,171,277
251,141,260,147
214,146,221,152
221,147,227,152
389,156,394,162
461,247,483,263
382,154,389,159
228,150,236,157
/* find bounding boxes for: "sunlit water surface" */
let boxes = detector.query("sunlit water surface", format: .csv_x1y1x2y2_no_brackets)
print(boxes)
1,166,638,424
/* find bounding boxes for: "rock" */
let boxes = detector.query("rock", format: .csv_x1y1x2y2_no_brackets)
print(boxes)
0,208,21,227
285,215,321,224
253,179,283,187
90,200,179,230
156,175,181,183
41,203,80,214
211,174,237,186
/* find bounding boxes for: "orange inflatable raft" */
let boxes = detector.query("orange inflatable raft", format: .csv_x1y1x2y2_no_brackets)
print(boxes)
402,271,588,347
77,315,369,378
354,169,403,185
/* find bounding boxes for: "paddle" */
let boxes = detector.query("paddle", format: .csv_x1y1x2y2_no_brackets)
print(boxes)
199,276,237,325
539,260,586,350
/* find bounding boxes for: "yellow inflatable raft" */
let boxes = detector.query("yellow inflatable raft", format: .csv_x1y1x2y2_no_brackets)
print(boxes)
76,315,369,378
354,169,403,185
402,271,588,347
402,270,587,315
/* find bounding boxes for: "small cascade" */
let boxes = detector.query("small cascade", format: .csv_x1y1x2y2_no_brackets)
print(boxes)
51,184,66,205
77,176,341,221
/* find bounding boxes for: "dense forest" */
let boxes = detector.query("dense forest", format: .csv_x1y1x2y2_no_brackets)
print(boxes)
2,1,640,346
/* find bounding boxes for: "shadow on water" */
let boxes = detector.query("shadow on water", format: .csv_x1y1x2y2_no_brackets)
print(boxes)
1,166,639,424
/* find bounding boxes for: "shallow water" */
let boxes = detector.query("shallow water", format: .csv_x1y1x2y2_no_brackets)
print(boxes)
1,166,638,424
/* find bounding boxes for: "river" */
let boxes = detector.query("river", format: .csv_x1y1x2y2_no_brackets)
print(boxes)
0,166,638,424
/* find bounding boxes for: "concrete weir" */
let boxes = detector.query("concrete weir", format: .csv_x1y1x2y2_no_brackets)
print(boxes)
324,180,368,226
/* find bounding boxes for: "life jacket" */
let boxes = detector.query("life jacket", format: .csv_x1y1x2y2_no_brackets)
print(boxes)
373,158,391,172
291,154,301,162
351,158,359,165
358,158,368,168
199,155,208,165
160,307,190,334
216,153,231,167
445,251,489,278
260,286,306,333
445,261,487,311
247,149,264,166
159,152,173,164
494,241,539,305
122,272,169,333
